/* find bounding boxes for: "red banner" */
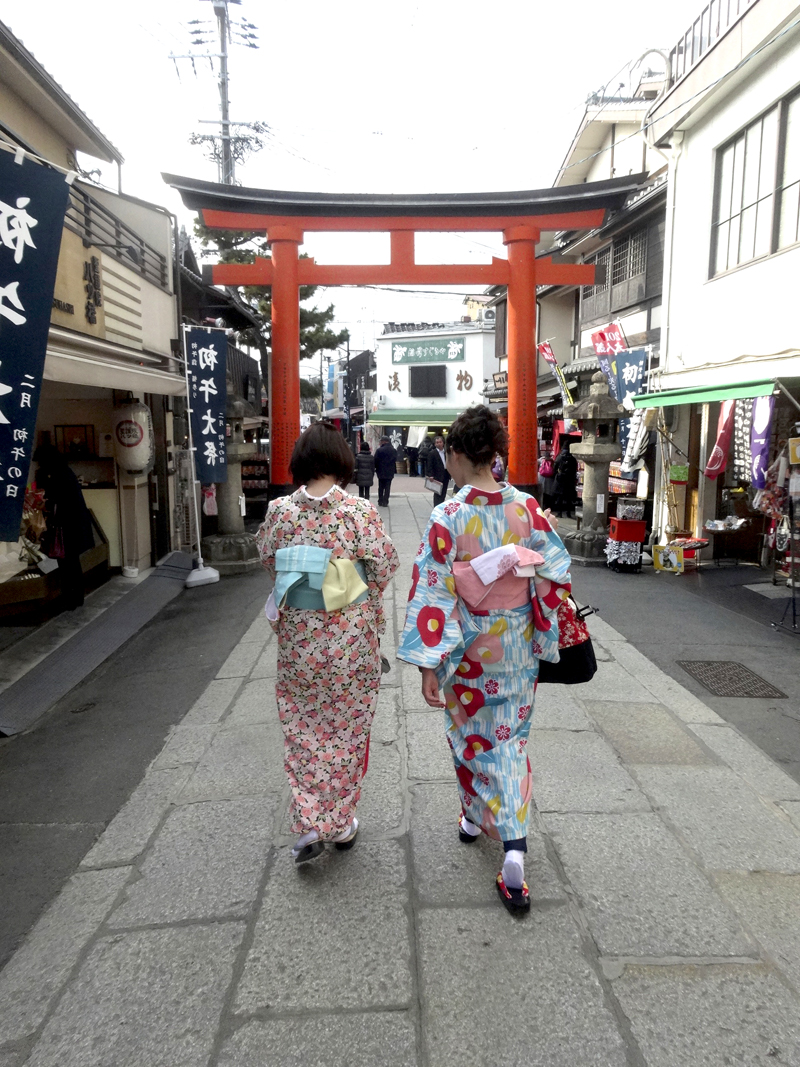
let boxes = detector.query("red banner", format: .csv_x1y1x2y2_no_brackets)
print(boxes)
705,400,735,480
538,341,557,366
591,322,627,356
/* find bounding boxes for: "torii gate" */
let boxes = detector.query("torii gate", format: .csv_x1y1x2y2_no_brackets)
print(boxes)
165,174,643,497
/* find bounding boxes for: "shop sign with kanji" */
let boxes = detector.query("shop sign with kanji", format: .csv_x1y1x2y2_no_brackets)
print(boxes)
0,149,70,541
391,337,465,364
184,326,228,484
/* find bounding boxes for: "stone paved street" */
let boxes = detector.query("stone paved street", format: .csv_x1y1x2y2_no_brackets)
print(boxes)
2,494,800,1066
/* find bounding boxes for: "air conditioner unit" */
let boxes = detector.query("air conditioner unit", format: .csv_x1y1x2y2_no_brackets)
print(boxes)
483,308,496,320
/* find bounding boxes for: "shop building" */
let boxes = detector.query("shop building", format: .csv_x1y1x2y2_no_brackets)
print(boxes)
639,0,800,556
0,22,184,608
370,321,497,459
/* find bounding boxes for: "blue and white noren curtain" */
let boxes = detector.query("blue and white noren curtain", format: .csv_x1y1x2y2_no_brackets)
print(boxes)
184,326,228,484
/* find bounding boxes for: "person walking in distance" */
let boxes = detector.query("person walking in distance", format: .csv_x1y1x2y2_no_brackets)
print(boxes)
257,423,399,864
399,406,571,914
426,434,450,506
355,440,375,500
374,435,397,507
552,440,578,518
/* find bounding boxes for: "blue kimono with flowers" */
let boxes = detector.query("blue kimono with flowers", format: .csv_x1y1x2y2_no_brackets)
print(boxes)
398,483,572,842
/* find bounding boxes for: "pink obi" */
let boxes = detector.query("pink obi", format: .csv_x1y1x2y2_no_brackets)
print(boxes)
452,544,544,613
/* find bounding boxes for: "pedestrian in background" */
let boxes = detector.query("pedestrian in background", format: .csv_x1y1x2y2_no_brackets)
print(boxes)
257,423,399,864
374,435,397,507
426,433,450,506
355,440,375,500
34,444,94,610
399,405,571,914
552,440,578,518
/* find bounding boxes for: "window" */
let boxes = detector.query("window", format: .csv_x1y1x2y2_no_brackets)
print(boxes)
409,364,446,397
611,230,647,285
711,90,800,275
582,246,611,299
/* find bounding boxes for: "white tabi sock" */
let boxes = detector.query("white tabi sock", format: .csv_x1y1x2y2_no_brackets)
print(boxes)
292,829,320,854
460,814,481,837
334,818,358,843
502,850,525,890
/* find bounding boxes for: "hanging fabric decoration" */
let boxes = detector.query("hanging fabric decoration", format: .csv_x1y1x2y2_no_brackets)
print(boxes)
705,400,735,480
750,394,775,489
621,406,649,473
732,399,753,483
202,485,218,516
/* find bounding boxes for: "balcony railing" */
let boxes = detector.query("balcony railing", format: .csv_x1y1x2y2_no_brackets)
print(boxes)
668,0,757,85
64,186,170,292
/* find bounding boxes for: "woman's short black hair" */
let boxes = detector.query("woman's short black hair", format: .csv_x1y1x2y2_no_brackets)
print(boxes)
359,441,371,453
289,422,355,487
446,405,508,467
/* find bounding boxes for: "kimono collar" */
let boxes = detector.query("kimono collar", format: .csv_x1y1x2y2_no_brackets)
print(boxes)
296,484,347,508
455,482,520,507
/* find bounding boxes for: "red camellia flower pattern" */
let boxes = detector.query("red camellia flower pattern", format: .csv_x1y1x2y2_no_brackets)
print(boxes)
443,501,461,515
456,763,478,796
495,724,511,741
455,655,483,680
417,604,446,646
465,487,503,506
525,497,556,532
476,772,491,787
518,705,531,720
426,570,438,587
408,562,420,602
485,678,500,695
464,733,494,759
428,522,453,563
452,683,486,715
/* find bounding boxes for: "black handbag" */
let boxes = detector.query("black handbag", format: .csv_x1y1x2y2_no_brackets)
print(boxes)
537,598,598,685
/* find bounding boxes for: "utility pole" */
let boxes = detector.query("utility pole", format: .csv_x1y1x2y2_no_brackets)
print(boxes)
213,0,234,185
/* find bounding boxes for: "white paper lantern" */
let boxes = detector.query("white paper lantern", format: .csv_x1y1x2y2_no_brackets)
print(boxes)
112,401,154,475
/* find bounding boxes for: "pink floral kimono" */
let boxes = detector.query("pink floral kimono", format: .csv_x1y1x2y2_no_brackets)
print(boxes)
256,485,399,840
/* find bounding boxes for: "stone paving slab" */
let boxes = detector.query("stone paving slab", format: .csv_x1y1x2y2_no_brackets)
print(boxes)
545,813,753,958
81,766,193,868
108,798,276,926
411,784,566,906
249,644,278,680
180,676,243,726
215,639,265,679
179,723,285,801
584,701,715,765
532,687,593,730
353,740,405,838
572,658,662,704
223,678,274,727
216,1013,419,1067
371,688,400,744
240,612,271,643
634,767,800,873
530,730,650,813
713,872,800,992
611,963,800,1066
25,923,244,1067
234,842,412,1013
152,724,219,770
608,643,725,724
407,714,456,780
0,867,131,1045
418,907,628,1067
690,724,800,801
781,801,800,831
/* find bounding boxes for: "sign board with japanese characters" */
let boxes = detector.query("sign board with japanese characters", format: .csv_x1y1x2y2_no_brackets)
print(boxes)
391,337,465,364
184,326,228,484
0,150,70,542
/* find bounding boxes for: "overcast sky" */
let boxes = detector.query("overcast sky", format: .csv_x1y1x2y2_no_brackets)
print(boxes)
1,0,705,363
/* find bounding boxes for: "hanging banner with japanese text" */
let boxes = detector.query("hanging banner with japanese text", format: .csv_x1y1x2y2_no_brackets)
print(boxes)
614,348,649,470
0,150,70,542
592,322,628,404
750,394,774,489
183,326,228,484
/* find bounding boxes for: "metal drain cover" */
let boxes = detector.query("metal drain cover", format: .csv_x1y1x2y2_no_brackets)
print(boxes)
677,661,786,699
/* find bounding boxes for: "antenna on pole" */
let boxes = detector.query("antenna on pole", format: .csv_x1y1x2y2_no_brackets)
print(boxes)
169,0,264,186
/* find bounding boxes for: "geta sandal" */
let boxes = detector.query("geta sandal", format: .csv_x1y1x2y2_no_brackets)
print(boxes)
293,840,325,865
496,872,530,914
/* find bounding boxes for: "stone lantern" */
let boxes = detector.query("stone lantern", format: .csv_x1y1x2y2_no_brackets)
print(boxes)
201,394,261,575
560,371,626,564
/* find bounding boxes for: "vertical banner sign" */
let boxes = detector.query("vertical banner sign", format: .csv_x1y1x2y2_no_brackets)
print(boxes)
750,395,774,489
591,322,628,403
538,342,577,431
0,152,70,541
184,326,228,484
614,348,648,467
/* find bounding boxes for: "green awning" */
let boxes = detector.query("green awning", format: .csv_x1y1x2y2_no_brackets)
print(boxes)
368,408,465,426
632,379,775,409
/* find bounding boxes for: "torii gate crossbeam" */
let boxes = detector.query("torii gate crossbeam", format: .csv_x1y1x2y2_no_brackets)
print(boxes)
165,174,645,498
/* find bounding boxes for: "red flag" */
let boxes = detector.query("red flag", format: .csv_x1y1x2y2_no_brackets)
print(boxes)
705,400,735,480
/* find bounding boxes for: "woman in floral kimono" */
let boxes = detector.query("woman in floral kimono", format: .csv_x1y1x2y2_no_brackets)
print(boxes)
398,406,572,913
257,423,399,864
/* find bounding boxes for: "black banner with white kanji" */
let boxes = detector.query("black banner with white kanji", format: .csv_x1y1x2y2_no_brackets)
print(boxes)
0,150,70,541
184,326,228,484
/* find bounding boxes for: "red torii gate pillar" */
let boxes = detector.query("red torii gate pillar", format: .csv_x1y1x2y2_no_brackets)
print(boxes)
268,225,302,493
504,223,540,491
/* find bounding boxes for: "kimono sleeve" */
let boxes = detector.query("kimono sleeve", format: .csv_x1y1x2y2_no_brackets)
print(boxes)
524,498,573,663
398,510,463,670
255,498,283,579
356,500,399,593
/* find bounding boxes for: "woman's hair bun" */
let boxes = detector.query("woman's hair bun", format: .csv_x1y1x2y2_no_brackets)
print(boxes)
445,405,508,467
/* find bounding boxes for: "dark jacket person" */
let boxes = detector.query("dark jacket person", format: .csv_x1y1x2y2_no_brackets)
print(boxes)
374,436,396,507
34,444,94,609
355,442,375,500
426,434,450,506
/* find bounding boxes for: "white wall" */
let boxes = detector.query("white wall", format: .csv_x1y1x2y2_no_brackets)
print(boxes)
666,31,800,380
374,327,495,415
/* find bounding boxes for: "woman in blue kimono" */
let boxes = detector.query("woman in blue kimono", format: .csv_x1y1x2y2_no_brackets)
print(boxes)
398,406,572,914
